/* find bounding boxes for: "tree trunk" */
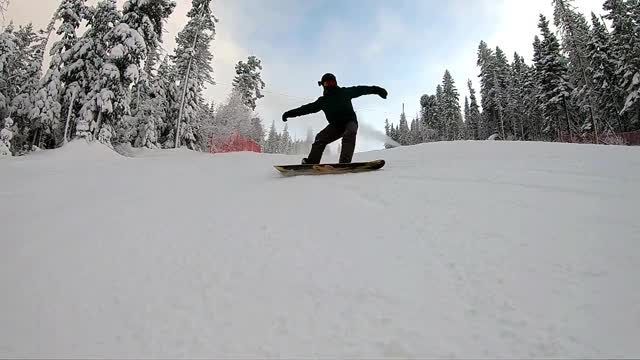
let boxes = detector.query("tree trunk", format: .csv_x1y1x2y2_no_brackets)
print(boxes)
592,104,599,143
499,109,505,139
93,111,103,138
30,126,39,149
444,117,449,141
136,82,141,112
63,89,77,144
617,113,624,133
563,97,572,142
38,127,43,149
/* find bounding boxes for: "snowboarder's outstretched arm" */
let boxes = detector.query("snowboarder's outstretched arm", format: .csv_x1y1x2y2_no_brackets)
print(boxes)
345,85,388,99
282,98,323,122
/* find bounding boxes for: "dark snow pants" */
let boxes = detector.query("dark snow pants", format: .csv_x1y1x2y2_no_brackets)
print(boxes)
306,121,358,164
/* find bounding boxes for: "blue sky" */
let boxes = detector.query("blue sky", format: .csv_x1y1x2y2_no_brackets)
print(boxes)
206,0,604,151
5,0,605,151
206,0,501,148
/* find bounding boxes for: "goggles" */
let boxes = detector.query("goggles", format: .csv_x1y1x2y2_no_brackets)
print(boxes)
318,79,337,87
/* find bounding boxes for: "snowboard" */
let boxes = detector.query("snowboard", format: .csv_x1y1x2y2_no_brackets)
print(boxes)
274,159,385,176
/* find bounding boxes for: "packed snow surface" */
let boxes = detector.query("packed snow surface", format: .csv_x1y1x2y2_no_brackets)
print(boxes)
1,140,639,358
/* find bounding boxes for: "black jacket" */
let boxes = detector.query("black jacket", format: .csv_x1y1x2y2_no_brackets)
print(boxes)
283,85,387,127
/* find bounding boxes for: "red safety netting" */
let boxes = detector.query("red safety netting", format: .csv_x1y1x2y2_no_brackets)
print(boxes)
558,130,640,145
208,132,262,154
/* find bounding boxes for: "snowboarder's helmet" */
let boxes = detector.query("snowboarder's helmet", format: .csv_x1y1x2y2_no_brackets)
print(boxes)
318,73,337,87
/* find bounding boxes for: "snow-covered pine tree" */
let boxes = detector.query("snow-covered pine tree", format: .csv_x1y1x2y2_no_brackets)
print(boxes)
384,118,391,148
397,106,410,145
122,0,175,146
200,102,217,150
9,24,41,98
434,84,446,140
477,41,499,139
553,0,600,139
416,114,423,142
279,124,291,154
232,55,265,111
106,0,174,145
188,99,214,150
606,0,640,124
22,26,49,150
508,53,530,140
408,118,416,145
30,0,86,148
122,0,174,60
72,0,121,141
464,96,470,139
25,26,52,143
265,120,279,153
536,14,574,141
530,35,545,139
385,123,392,144
392,123,401,144
456,113,465,140
60,3,93,144
467,80,482,140
629,0,640,123
0,24,44,151
202,90,248,150
156,55,179,146
172,0,217,149
15,19,55,150
441,70,463,141
587,12,625,133
0,117,13,157
132,65,171,148
419,93,438,142
0,26,17,118
494,47,509,139
410,117,421,144
249,116,265,144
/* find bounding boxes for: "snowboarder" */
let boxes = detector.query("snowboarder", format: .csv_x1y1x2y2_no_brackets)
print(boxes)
281,73,388,164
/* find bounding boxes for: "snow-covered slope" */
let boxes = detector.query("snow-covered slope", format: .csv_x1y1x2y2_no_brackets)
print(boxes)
1,140,639,358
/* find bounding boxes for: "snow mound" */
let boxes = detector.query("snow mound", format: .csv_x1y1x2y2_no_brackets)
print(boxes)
1,141,639,358
25,139,123,161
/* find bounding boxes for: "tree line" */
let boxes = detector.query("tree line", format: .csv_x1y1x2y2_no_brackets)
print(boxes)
0,0,282,156
386,0,640,147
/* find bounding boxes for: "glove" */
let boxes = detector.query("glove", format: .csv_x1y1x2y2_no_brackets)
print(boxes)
282,112,289,122
377,87,388,99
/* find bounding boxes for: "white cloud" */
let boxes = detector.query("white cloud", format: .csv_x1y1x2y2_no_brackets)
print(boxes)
484,0,605,64
362,9,411,59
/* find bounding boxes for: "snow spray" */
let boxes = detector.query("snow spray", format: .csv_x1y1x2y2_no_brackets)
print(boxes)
357,121,402,148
